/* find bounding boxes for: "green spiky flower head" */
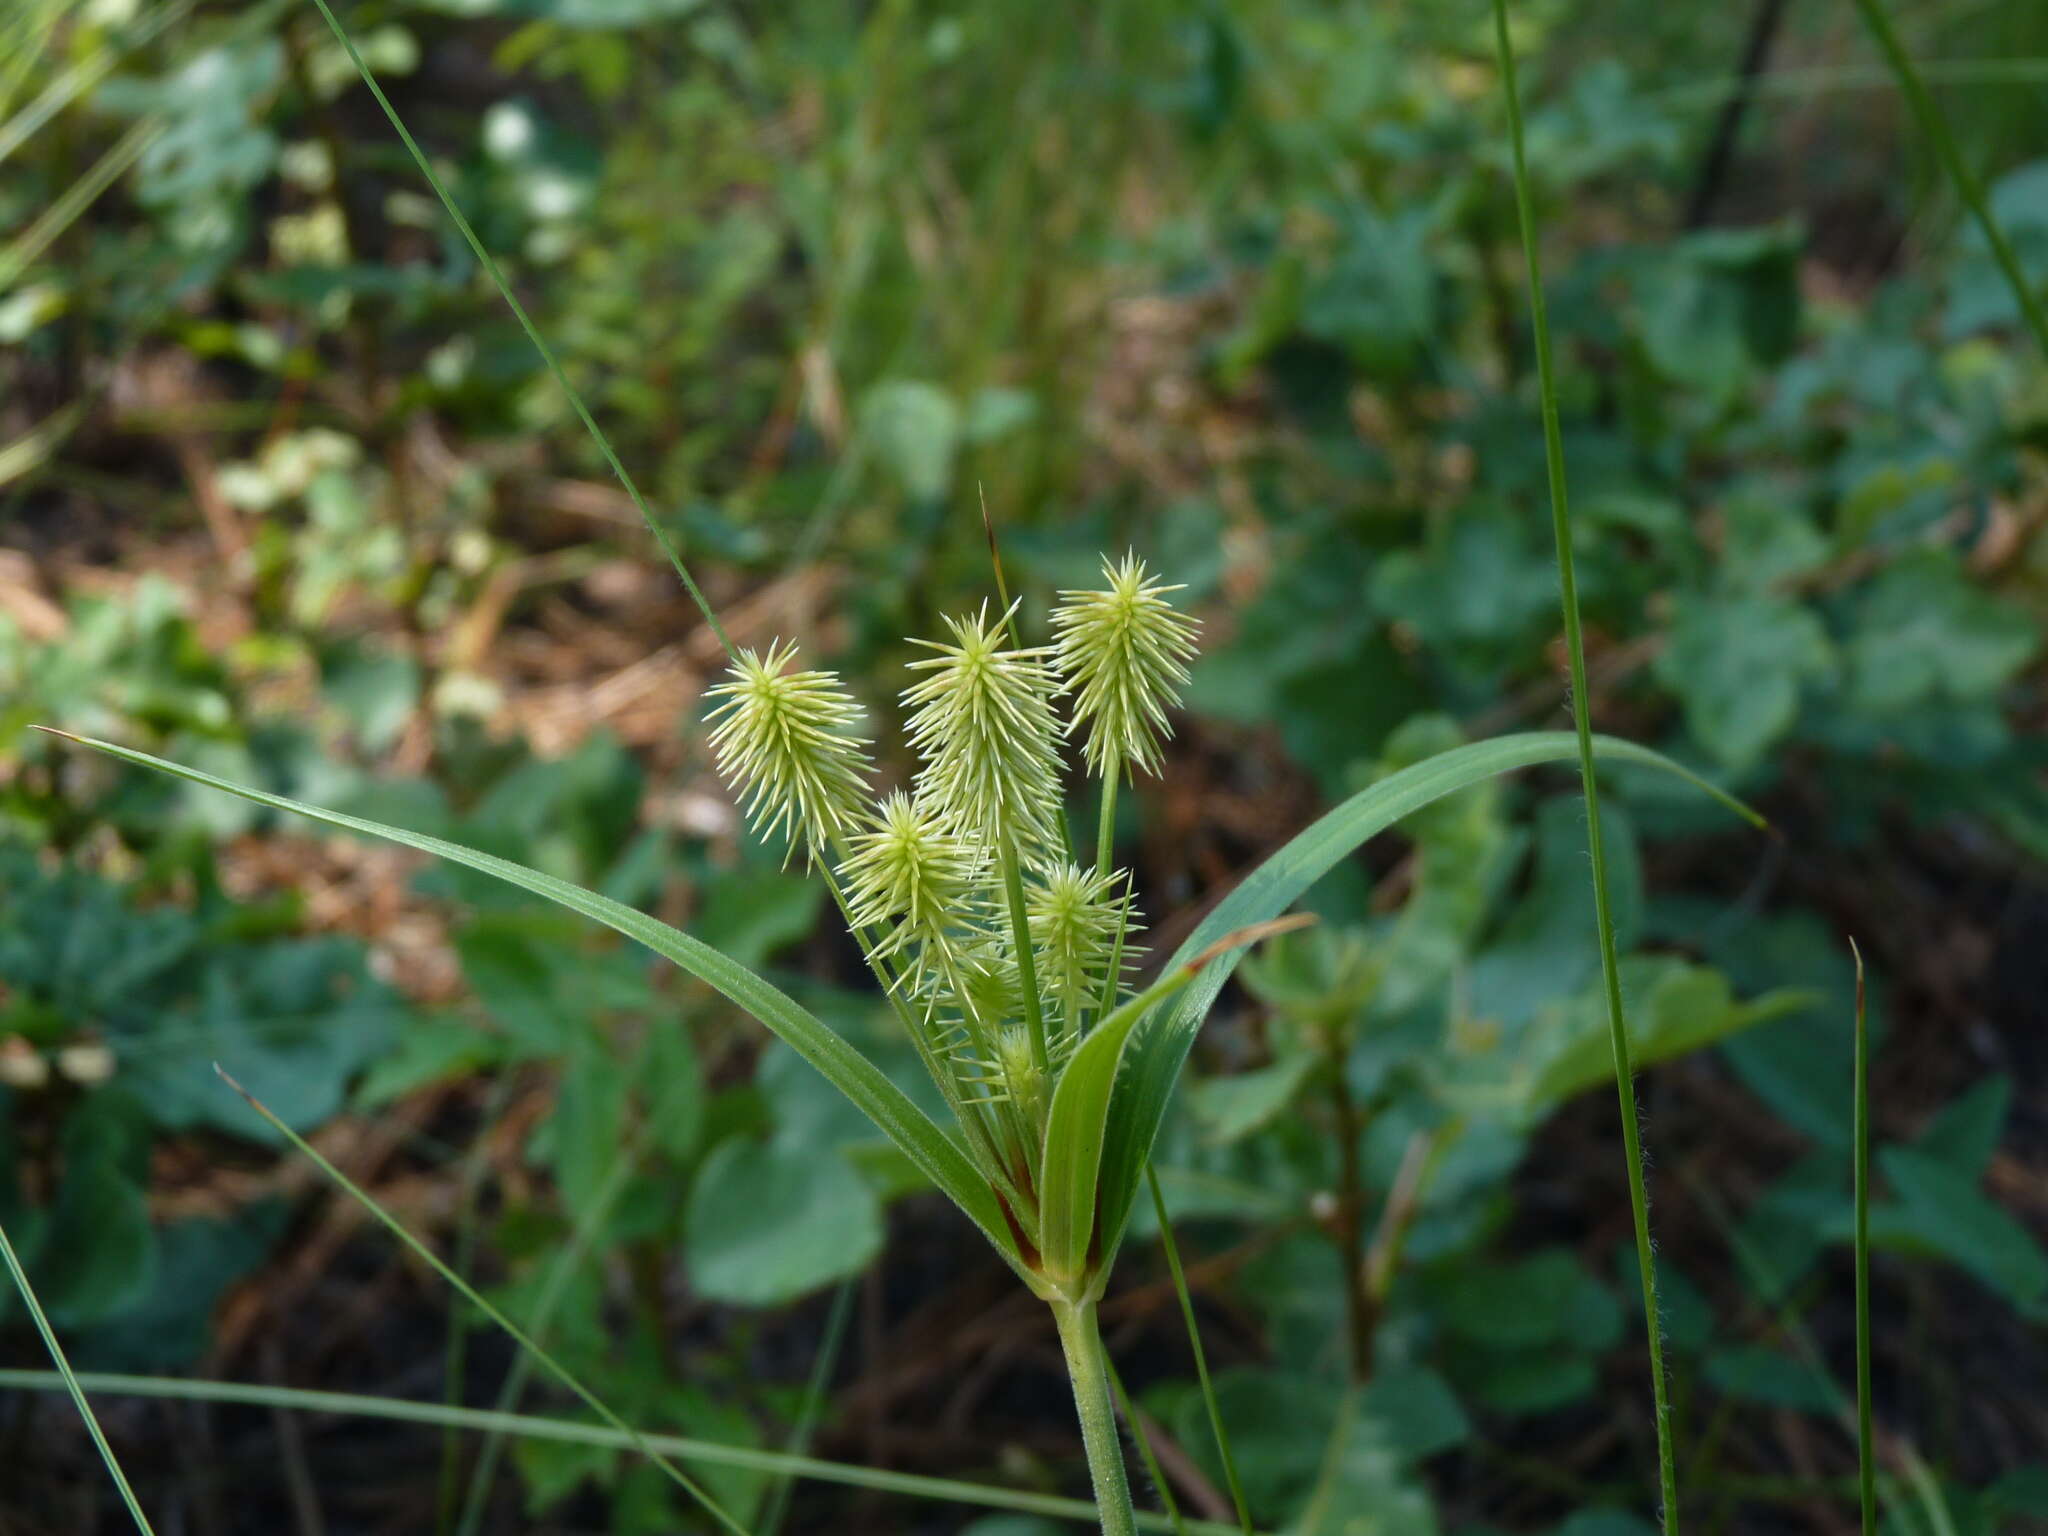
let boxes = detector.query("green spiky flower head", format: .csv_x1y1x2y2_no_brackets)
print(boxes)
704,640,871,861
842,791,976,945
1051,553,1198,779
903,601,1063,858
1026,861,1132,1024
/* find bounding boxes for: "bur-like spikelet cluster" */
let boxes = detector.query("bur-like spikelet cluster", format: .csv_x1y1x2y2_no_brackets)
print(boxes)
1027,862,1133,1036
903,602,1063,859
701,559,1198,1225
1052,554,1198,779
704,641,870,861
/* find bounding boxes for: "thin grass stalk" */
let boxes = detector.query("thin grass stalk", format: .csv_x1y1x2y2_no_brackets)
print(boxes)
1488,4,1679,1529
215,1069,753,1536
303,0,734,661
1852,942,1875,1536
0,1221,157,1534
0,1370,1246,1534
454,1117,645,1536
1107,1359,1191,1536
1849,0,2048,360
758,1276,858,1536
1147,1167,1254,1535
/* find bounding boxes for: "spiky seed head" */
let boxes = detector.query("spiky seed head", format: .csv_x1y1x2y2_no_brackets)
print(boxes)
842,791,975,941
1051,553,1198,779
1026,861,1134,1017
902,601,1063,857
705,640,871,860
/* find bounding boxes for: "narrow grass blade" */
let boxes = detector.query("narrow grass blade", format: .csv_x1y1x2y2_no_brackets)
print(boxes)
758,1277,857,1536
212,1068,751,1535
0,0,196,168
1489,4,1678,1528
1852,940,1875,1536
303,0,733,659
1095,731,1758,1268
0,1222,157,1534
1850,0,2048,360
34,728,1019,1270
1041,916,1312,1292
453,1105,642,1536
1107,1358,1189,1536
0,115,163,290
0,1371,1248,1535
1148,1165,1252,1535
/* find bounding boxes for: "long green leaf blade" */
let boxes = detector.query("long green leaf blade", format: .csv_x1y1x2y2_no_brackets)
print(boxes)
0,1370,1243,1535
34,729,1017,1268
0,1223,157,1533
1096,731,1758,1261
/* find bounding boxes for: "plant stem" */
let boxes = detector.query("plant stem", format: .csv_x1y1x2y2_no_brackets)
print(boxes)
1147,1168,1255,1536
1002,841,1052,1073
1852,942,1875,1536
1489,4,1679,1530
1325,1039,1374,1383
1096,771,1121,879
1051,1297,1139,1536
1850,0,2048,361
0,1221,156,1534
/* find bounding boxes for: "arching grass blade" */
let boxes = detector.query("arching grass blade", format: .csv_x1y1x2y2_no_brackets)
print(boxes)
0,1370,1247,1534
0,1221,158,1534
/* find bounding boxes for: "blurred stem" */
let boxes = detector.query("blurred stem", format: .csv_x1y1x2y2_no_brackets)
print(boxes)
1147,1168,1254,1535
1324,1035,1374,1383
0,1220,156,1534
1096,772,1121,880
1107,1360,1190,1536
1490,3,1679,1530
1051,1297,1138,1536
1851,0,2048,360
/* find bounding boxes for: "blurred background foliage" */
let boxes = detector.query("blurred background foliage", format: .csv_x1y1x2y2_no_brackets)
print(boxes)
2,0,2045,1532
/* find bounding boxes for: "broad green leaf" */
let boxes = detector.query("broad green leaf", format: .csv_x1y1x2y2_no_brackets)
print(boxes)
1187,1053,1317,1145
42,731,1019,1270
1913,1075,2010,1180
1512,958,1811,1118
1873,1146,2048,1307
684,1135,882,1308
1703,1344,1834,1412
1847,550,2039,713
1095,732,1758,1265
1654,592,1834,772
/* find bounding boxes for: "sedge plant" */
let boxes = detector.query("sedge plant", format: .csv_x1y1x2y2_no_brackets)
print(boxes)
15,5,1776,1527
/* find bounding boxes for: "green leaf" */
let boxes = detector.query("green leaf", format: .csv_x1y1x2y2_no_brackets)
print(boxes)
1094,732,1758,1266
1654,592,1834,772
1039,968,1199,1292
1913,1075,2010,1180
684,1135,882,1308
1438,1248,1621,1353
1513,958,1812,1118
42,732,1019,1271
1873,1147,2048,1307
1847,550,2039,714
1188,1053,1318,1145
1703,1344,1834,1412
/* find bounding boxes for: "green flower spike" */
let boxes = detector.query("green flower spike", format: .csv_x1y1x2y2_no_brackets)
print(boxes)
704,641,872,862
902,601,1064,858
841,791,977,956
1027,861,1134,1041
1052,553,1199,780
